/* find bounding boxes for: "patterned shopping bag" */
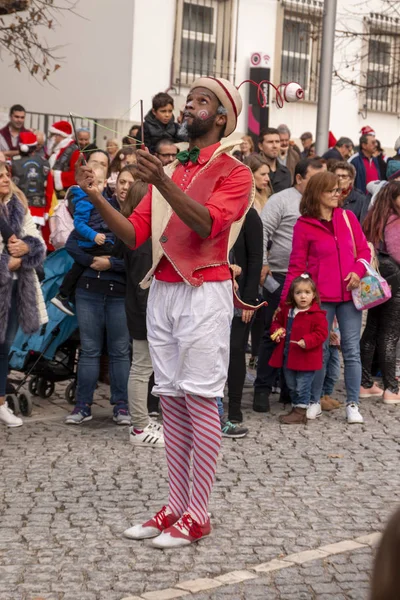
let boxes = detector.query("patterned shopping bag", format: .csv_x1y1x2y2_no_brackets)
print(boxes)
352,259,392,311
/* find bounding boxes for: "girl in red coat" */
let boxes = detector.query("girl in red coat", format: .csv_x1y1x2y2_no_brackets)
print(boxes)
270,274,328,424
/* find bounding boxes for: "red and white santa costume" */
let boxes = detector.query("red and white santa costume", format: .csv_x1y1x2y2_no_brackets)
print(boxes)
43,121,80,250
123,78,255,548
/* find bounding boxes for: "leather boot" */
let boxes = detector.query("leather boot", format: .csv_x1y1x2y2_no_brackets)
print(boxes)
253,391,270,413
279,407,307,424
321,395,341,411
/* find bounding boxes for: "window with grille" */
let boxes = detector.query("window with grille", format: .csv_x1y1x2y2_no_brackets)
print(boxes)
364,17,400,113
279,1,323,103
173,0,236,87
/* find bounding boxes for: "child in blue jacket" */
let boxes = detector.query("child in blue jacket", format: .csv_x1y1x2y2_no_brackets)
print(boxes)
51,167,115,315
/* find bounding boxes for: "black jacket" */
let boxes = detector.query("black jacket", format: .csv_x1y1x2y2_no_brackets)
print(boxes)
322,147,342,161
343,187,369,223
141,110,185,154
268,161,292,193
231,208,263,305
113,238,152,340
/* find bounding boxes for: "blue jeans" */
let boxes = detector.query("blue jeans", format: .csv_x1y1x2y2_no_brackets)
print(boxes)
322,346,341,396
283,368,315,408
75,288,130,409
0,282,19,397
216,396,224,418
311,301,362,405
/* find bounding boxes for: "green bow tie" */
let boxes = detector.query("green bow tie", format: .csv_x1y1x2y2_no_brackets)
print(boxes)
176,146,201,165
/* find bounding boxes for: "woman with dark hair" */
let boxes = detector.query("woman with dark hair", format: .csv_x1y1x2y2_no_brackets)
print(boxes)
360,182,400,403
107,147,137,193
329,160,368,223
64,165,135,425
281,171,371,424
244,154,272,214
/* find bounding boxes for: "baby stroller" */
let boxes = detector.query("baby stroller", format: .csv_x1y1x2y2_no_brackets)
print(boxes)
7,248,79,416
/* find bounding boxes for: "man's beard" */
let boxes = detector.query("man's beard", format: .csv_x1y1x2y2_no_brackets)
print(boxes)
178,113,216,140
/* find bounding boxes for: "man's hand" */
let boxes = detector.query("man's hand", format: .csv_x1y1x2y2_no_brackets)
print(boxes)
8,237,29,257
75,157,95,194
91,256,111,271
345,272,360,291
8,257,22,271
136,150,166,185
242,309,253,324
95,233,106,245
260,264,271,286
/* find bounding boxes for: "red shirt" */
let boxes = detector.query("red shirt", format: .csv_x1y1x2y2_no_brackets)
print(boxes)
362,156,379,185
128,142,252,283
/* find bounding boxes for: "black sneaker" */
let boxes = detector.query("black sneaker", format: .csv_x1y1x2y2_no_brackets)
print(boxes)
221,419,248,438
253,391,271,413
51,294,75,316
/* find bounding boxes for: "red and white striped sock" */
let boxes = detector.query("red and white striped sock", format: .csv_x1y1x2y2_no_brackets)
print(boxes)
185,394,222,525
160,395,193,518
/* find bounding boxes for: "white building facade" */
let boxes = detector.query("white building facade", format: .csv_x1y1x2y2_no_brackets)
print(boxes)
1,0,399,149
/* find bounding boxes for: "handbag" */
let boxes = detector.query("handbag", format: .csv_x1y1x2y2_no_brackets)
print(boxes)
342,211,391,310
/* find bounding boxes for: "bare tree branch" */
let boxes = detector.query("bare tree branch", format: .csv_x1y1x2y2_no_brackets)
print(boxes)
0,0,81,80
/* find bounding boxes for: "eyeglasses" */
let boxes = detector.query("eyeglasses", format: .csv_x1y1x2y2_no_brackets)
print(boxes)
327,188,342,196
157,152,177,158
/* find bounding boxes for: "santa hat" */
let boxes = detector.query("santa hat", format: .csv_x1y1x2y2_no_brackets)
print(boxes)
360,125,376,136
49,120,72,137
190,77,242,137
19,131,37,153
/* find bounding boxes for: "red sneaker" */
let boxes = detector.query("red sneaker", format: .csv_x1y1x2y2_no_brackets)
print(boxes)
152,512,211,548
123,506,179,540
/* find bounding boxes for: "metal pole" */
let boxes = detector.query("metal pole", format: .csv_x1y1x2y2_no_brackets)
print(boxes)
315,0,338,156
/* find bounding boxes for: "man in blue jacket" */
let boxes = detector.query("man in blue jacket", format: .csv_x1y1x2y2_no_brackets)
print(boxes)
349,132,382,194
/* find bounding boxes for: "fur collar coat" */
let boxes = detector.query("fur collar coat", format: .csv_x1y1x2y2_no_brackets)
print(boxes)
0,194,47,343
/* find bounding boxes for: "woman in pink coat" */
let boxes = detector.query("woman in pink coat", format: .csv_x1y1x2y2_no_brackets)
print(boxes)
281,171,371,424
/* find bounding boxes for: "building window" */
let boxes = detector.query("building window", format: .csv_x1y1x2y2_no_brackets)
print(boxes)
173,0,236,87
364,15,400,113
279,0,323,103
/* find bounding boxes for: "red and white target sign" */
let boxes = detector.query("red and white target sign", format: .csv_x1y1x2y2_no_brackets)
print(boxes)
250,52,271,67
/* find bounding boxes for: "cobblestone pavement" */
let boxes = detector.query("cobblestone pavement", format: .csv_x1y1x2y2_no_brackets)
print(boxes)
0,375,399,600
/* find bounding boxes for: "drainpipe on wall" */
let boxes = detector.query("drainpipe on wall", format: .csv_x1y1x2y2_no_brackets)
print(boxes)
315,0,337,155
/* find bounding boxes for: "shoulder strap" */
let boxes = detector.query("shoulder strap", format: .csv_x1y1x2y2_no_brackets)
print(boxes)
342,210,357,259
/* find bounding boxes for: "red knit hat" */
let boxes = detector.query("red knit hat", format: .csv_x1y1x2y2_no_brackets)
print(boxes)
360,125,375,136
19,131,37,153
49,120,72,137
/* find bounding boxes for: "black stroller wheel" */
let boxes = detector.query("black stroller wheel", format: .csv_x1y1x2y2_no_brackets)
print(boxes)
37,378,55,399
6,394,20,415
65,381,77,405
18,393,33,417
28,377,40,397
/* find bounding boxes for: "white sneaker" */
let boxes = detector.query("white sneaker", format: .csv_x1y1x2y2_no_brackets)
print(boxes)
346,403,364,424
129,423,165,447
148,418,163,433
306,402,322,420
0,402,23,427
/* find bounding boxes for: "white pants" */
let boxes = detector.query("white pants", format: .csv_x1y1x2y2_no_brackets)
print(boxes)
128,339,153,430
146,280,233,398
